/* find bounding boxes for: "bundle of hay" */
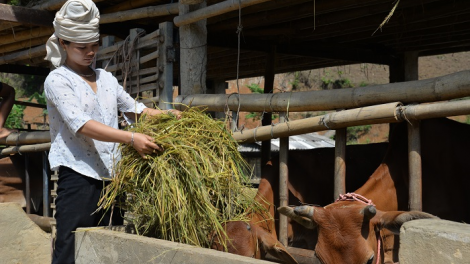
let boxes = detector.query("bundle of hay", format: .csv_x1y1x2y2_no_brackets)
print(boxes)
99,107,264,249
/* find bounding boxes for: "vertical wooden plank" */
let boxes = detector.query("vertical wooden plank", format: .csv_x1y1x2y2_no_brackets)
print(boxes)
408,120,422,211
334,128,346,200
130,28,144,97
100,35,115,71
279,112,289,246
213,80,227,120
402,51,422,211
25,155,30,214
261,46,276,169
158,22,175,110
179,1,207,96
42,151,50,217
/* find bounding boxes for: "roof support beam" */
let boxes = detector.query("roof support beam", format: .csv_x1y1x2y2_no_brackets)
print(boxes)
0,3,54,27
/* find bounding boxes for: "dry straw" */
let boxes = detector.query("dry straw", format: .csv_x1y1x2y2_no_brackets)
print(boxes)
99,107,265,249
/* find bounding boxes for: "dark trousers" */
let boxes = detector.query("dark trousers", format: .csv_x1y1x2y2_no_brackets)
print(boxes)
52,166,122,264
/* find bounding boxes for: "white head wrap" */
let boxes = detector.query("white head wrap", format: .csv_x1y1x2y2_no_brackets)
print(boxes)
44,0,100,68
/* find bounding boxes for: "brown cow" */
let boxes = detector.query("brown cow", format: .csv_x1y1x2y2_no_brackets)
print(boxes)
279,143,388,250
212,141,389,263
279,117,470,264
211,161,298,264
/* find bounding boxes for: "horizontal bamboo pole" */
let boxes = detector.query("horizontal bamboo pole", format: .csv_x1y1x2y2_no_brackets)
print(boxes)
0,36,49,54
398,99,470,120
0,142,51,156
0,45,46,64
31,0,106,11
100,3,179,24
102,0,159,13
174,0,274,27
0,131,50,146
233,102,402,143
175,71,470,112
0,27,53,46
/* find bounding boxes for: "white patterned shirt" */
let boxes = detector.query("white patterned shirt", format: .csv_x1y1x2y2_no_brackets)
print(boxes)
44,66,146,180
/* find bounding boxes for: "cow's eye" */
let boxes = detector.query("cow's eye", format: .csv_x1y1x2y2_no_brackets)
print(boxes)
366,254,374,264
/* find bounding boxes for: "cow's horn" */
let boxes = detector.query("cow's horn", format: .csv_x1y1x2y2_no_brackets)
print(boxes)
361,205,377,220
294,205,314,218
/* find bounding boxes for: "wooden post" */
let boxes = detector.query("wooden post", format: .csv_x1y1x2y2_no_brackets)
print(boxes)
213,80,227,120
278,112,289,246
157,22,175,110
25,155,30,214
389,51,418,83
130,28,144,98
42,151,50,217
391,51,422,211
404,51,419,81
408,120,422,211
261,46,276,169
334,127,346,200
179,1,207,96
403,51,422,211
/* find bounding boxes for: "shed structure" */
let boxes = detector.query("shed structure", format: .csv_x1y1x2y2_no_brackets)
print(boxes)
0,1,470,264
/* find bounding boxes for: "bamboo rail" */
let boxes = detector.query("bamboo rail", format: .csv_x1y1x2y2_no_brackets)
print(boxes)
0,27,53,46
175,70,470,112
174,0,275,27
0,131,50,146
102,0,159,13
0,142,51,156
0,36,49,54
100,3,178,24
232,99,470,143
0,45,46,64
398,99,470,120
31,0,106,11
234,102,403,143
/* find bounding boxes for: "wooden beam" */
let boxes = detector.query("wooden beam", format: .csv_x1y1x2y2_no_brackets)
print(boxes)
0,27,53,46
174,0,274,27
101,0,161,13
0,36,49,54
0,64,49,76
100,3,178,24
0,44,45,64
30,0,107,11
0,3,54,27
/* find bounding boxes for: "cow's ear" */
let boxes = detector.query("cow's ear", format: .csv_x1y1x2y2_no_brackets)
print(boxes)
377,210,438,234
257,227,299,264
278,206,317,229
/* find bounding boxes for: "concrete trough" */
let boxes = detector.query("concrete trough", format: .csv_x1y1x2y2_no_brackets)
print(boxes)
399,219,470,264
75,228,275,264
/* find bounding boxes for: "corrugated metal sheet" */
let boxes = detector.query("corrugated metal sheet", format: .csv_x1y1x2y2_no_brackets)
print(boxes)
238,132,335,153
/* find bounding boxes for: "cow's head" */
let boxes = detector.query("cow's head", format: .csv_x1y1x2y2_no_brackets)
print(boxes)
278,203,437,264
211,220,298,264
